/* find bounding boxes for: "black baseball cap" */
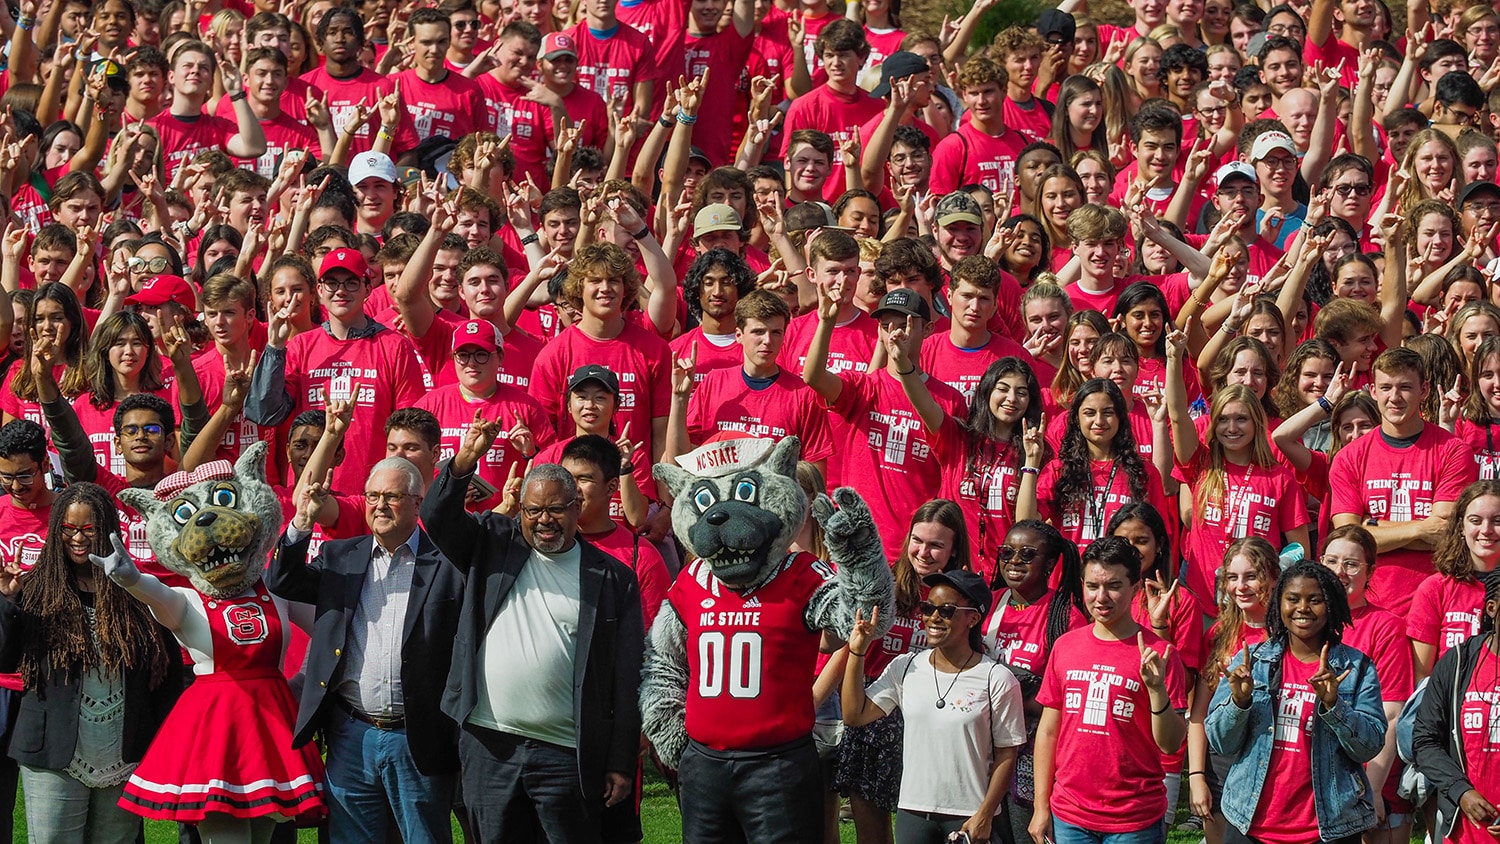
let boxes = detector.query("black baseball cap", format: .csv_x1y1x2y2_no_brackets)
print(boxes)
923,571,993,617
1037,9,1077,43
1460,181,1500,207
870,51,930,98
872,288,932,321
567,364,620,394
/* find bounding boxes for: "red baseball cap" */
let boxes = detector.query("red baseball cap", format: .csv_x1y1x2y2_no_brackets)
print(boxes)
539,32,577,60
319,248,369,280
451,319,503,353
125,275,196,310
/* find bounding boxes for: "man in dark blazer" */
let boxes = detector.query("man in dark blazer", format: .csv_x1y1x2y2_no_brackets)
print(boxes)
267,456,465,844
420,415,644,844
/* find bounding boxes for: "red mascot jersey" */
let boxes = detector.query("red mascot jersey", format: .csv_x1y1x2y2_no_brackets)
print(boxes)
668,550,834,750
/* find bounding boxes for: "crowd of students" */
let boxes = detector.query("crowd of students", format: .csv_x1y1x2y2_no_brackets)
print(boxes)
3,0,1500,840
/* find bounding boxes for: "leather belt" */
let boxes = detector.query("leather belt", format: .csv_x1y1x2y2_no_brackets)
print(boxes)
337,697,406,730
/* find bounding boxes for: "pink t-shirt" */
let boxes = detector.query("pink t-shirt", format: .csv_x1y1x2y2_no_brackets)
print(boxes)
583,524,670,629
559,83,609,151
1454,418,1500,480
529,322,672,499
148,111,238,182
668,329,742,384
72,387,178,479
1063,277,1131,315
1345,603,1414,702
1455,646,1500,843
193,346,284,488
982,586,1087,673
1038,626,1188,833
863,26,906,70
919,331,1038,403
780,309,878,376
301,65,420,157
779,84,885,203
932,417,1021,579
565,21,658,119
832,368,967,562
862,608,926,677
683,25,755,167
1035,458,1172,552
685,367,833,463
1407,574,1485,658
0,496,48,690
234,112,323,179
392,68,494,143
476,74,554,187
1328,426,1477,614
1246,650,1323,844
280,326,428,492
1175,450,1308,616
414,383,555,511
1003,96,1052,142
929,120,1027,197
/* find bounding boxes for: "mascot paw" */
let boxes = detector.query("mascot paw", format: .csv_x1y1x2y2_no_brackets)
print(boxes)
813,487,876,549
89,533,141,588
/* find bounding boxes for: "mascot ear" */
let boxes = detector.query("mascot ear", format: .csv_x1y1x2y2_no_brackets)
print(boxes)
234,440,271,481
765,436,801,478
116,487,159,519
653,462,695,500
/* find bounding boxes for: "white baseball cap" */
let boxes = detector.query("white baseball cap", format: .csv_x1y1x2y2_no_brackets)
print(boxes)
349,151,398,185
1249,131,1297,163
1214,161,1258,189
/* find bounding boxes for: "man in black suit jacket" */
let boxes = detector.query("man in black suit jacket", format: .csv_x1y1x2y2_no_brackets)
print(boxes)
420,415,644,844
266,456,465,844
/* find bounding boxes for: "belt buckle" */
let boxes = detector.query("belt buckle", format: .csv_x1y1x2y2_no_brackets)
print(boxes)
369,713,402,730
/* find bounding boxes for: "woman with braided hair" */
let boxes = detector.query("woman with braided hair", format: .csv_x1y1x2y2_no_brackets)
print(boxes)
0,482,179,843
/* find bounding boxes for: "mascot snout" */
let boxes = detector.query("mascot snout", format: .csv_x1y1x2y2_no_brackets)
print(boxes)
690,501,782,585
172,505,260,587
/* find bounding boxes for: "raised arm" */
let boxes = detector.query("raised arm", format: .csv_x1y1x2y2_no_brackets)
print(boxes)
1272,364,1348,472
800,281,846,405
888,318,946,433
90,533,189,631
221,63,268,160
1374,212,1408,350
662,345,697,466
1165,328,1200,466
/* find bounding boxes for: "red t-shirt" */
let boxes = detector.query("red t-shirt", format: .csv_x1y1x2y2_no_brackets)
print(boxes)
214,76,317,124
300,65,419,157
1063,277,1132,316
1038,626,1188,833
558,83,609,152
982,586,1087,673
529,323,672,499
668,329,742,384
1328,426,1478,614
1454,418,1500,480
1175,450,1308,616
932,417,1021,580
779,84,885,204
1407,574,1486,659
1035,458,1172,552
685,367,834,463
683,25,755,167
1043,401,1161,469
0,495,49,689
1003,96,1052,142
1346,603,1414,702
583,524,670,629
1247,650,1325,844
779,309,878,377
1455,646,1500,844
477,74,554,188
863,26,905,70
929,120,1027,197
919,331,1038,403
280,326,428,492
565,21,658,119
233,112,322,179
148,111,238,182
392,68,494,143
613,0,686,101
832,369,967,562
413,383,554,511
667,551,834,750
72,387,178,480
193,346,285,488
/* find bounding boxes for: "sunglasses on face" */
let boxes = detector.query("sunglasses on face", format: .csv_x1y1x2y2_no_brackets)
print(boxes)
996,545,1041,563
128,256,170,274
453,19,481,29
919,601,981,619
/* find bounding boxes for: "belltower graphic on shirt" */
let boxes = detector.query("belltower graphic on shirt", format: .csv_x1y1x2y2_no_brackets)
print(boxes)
1061,660,1142,734
1273,682,1318,749
1364,474,1435,520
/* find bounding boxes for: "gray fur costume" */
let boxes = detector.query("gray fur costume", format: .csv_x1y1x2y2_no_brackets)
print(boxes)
640,435,895,768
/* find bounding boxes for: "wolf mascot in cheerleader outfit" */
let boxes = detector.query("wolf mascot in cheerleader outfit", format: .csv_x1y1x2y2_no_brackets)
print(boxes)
89,442,325,843
642,435,895,843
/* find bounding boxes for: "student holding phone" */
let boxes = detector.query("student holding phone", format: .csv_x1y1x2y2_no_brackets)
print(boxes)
1414,574,1500,843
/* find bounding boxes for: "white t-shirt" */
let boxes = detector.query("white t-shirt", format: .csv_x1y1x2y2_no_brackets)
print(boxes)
468,544,582,747
867,650,1027,816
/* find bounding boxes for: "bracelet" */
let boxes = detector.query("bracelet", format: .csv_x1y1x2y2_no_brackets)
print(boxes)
520,232,539,246
896,364,916,376
377,127,395,141
1221,322,1239,336
228,91,247,102
1020,466,1040,476
17,17,33,30
630,226,650,240
1316,396,1334,414
658,115,673,128
676,113,698,125
1151,702,1171,716
1187,771,1206,778
849,648,867,657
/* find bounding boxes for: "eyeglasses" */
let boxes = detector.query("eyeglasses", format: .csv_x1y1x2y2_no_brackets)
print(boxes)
120,423,164,438
919,601,981,619
1318,556,1366,574
454,350,492,365
1267,23,1306,37
452,19,481,29
0,468,37,487
318,277,366,292
364,491,418,506
521,501,577,520
127,256,170,275
1217,186,1259,199
1332,183,1373,197
1260,156,1298,171
1446,106,1482,125
1196,105,1228,118
59,523,97,538
996,545,1041,563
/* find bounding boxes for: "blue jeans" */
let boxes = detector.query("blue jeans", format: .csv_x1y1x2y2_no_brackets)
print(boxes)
1052,816,1166,844
18,766,139,844
324,710,455,844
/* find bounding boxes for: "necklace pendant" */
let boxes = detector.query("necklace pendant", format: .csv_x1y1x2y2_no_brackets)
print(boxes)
935,698,946,709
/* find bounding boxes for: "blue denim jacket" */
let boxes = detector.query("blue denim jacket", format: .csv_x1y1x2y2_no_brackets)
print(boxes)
1204,639,1388,841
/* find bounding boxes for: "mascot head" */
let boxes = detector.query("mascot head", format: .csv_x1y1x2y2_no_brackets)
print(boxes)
654,436,806,590
116,441,283,598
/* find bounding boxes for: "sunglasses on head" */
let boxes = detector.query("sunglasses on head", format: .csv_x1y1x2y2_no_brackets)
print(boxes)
919,601,980,619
